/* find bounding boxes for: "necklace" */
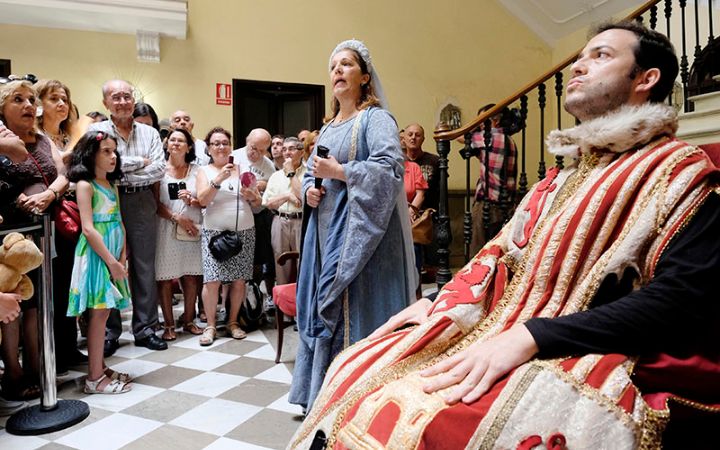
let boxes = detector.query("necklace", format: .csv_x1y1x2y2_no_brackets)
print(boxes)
334,110,359,124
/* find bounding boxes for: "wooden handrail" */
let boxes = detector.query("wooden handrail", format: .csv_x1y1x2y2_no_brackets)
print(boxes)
434,0,663,141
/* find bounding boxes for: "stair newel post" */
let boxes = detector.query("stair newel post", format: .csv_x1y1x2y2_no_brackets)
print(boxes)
434,124,452,288
538,83,547,181
517,95,529,201
680,0,690,112
554,72,564,169
460,131,475,263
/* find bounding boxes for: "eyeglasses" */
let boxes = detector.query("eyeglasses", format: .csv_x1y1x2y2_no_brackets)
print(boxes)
109,93,133,103
0,74,38,85
210,141,231,148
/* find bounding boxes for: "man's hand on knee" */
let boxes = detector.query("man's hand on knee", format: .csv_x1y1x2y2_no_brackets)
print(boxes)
420,324,538,404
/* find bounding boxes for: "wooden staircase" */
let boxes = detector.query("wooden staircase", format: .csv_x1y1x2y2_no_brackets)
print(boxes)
430,0,720,285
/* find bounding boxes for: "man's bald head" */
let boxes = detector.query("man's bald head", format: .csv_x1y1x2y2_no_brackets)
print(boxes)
245,128,272,163
171,110,195,133
101,80,135,120
404,123,425,154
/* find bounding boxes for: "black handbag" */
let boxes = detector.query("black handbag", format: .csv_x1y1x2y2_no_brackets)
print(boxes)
208,178,242,261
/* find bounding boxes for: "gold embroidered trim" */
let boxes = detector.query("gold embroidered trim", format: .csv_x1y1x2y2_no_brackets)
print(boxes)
343,289,350,349
479,365,541,449
649,189,713,277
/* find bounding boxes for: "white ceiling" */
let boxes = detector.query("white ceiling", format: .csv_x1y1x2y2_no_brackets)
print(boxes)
0,0,187,39
497,0,647,45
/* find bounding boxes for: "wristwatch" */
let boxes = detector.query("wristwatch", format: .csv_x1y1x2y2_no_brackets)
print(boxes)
210,180,222,189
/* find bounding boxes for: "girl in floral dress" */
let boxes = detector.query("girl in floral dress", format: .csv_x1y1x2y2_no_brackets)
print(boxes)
67,131,132,394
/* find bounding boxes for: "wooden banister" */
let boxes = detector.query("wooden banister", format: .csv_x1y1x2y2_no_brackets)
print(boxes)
433,0,663,142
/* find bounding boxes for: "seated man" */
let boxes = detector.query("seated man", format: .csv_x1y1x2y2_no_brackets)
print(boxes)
290,21,720,449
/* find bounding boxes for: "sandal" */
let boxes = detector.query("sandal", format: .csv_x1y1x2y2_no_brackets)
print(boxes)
104,367,133,383
162,325,177,341
84,374,132,395
0,379,41,401
183,322,203,335
227,322,247,340
199,326,216,346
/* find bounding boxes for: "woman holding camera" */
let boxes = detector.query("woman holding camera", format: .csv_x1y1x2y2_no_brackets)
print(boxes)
196,127,261,346
153,128,203,341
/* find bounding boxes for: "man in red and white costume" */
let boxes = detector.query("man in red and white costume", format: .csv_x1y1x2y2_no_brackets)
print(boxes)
291,21,720,449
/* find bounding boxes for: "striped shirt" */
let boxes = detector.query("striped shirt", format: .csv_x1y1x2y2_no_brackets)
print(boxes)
89,119,165,187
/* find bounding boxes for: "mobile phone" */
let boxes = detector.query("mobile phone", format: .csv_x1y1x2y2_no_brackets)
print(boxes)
178,181,187,190
168,182,180,200
228,155,234,164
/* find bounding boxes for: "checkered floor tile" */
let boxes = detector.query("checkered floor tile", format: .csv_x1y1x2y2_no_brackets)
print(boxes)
0,305,304,450
0,283,439,449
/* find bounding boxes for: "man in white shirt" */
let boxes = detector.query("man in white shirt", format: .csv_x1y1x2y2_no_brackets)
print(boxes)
232,128,276,309
262,137,305,286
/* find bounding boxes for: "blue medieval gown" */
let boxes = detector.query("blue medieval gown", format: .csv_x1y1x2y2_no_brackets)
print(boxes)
289,107,417,410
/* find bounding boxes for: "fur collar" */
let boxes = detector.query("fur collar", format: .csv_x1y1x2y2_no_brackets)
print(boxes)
546,103,678,157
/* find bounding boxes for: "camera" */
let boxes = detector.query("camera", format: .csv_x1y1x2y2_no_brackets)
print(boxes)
168,181,186,200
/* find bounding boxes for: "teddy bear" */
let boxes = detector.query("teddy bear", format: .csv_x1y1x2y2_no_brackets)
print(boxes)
0,231,44,300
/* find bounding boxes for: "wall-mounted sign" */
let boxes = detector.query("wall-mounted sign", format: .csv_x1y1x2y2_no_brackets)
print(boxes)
216,83,231,106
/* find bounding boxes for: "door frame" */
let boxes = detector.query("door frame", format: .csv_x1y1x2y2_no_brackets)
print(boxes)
232,78,325,148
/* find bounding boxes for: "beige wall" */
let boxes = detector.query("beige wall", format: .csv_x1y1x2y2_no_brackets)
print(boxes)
0,0,552,189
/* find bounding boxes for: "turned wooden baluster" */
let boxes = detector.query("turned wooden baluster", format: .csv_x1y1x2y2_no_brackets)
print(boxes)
680,0,690,112
554,72,564,169
481,119,493,243
537,83,547,181
434,123,452,287
709,0,715,45
694,0,702,62
650,5,658,29
517,95,529,201
461,131,474,263
665,0,674,106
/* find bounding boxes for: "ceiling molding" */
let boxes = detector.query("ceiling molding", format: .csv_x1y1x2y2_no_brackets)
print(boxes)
497,0,646,45
0,0,187,39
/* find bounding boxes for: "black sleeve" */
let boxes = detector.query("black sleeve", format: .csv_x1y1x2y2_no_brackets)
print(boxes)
525,192,720,358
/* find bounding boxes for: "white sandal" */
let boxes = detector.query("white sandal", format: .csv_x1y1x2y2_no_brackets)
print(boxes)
199,326,216,346
84,374,132,395
104,367,133,383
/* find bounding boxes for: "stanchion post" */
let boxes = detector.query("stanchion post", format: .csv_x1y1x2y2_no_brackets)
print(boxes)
6,213,90,435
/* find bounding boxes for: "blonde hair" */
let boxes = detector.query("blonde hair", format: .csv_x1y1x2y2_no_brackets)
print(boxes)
0,80,38,131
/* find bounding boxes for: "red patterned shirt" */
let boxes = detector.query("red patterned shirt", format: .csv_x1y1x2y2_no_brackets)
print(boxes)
471,127,517,202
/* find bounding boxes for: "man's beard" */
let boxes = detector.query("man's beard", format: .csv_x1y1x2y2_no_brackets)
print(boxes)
564,75,635,122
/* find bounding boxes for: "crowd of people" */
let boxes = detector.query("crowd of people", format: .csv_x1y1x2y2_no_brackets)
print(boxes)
0,38,444,413
0,20,716,448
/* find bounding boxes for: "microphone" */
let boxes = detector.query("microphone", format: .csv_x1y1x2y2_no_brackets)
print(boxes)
314,145,330,189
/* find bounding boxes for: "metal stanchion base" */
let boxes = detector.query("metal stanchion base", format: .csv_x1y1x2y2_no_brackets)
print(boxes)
6,400,89,435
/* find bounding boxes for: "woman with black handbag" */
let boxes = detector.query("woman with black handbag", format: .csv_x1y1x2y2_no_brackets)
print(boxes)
195,127,260,346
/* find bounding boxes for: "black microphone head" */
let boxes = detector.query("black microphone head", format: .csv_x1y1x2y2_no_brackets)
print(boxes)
316,145,330,159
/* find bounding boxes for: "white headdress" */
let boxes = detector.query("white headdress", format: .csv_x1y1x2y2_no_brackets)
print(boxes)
329,39,389,110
